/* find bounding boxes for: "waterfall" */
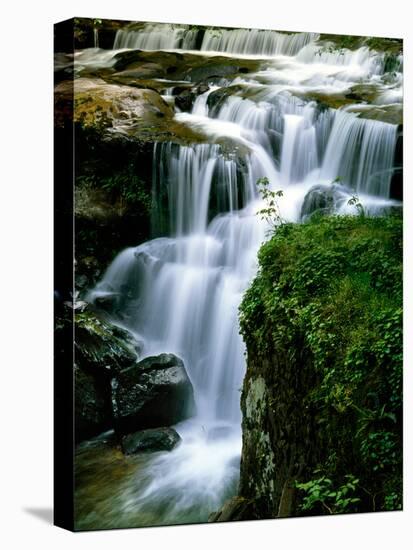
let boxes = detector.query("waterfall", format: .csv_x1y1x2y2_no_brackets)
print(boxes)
85,23,402,526
200,29,319,56
320,110,398,196
89,90,399,525
93,27,99,49
113,23,199,50
296,44,385,76
113,23,318,56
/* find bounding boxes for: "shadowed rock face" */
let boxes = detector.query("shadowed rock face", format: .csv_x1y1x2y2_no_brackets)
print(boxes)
75,366,112,442
75,310,139,376
300,183,348,220
69,309,139,442
121,427,181,454
111,353,195,435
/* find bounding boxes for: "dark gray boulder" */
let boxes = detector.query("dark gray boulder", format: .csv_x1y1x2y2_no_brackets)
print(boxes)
121,427,181,454
300,183,347,220
75,366,112,443
72,310,139,442
111,353,195,435
174,84,209,112
75,310,138,376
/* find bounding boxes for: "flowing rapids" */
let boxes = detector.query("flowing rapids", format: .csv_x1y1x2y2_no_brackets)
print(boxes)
78,23,402,528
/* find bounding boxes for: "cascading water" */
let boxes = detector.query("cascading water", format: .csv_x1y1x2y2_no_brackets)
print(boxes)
113,22,319,56
113,23,199,51
80,23,402,527
199,28,319,56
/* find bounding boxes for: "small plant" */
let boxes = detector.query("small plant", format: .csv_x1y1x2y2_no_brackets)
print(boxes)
256,177,284,229
296,472,361,514
348,194,365,217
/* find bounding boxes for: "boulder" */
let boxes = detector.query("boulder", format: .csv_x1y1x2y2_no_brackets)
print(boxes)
75,365,112,443
75,310,138,376
300,183,347,220
55,77,209,145
111,50,261,84
72,310,140,442
121,427,181,454
174,84,209,112
55,78,173,139
111,353,195,435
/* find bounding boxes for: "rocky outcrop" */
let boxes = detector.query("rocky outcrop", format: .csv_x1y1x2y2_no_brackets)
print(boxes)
75,365,112,442
174,84,209,112
121,427,181,454
208,496,259,522
238,356,319,519
344,103,402,126
237,215,403,518
71,310,195,445
64,308,139,442
55,77,207,145
75,310,139,376
111,353,195,435
111,50,262,85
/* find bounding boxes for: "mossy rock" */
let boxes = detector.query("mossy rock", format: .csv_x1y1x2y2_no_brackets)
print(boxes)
316,34,402,55
75,309,138,376
239,214,402,517
345,104,402,126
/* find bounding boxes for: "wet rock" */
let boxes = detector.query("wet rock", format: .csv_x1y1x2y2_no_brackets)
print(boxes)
94,293,119,313
75,365,112,442
184,60,248,83
121,427,181,454
174,88,196,112
112,50,185,73
207,85,245,112
208,496,258,522
345,104,403,126
174,84,210,112
56,77,210,146
111,50,261,86
75,310,138,376
113,63,167,80
300,183,347,220
72,311,140,442
55,78,174,139
111,353,195,435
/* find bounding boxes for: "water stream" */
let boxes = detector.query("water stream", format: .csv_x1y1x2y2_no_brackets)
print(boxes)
77,24,402,528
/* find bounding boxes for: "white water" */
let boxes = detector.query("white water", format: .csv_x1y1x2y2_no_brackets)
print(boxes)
84,23,402,526
113,22,318,56
200,28,319,56
113,23,199,51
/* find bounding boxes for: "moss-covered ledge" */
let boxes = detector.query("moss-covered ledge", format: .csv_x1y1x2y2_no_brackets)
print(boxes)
237,213,402,518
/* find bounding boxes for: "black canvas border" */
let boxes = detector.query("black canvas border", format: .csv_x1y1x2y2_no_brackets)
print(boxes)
54,17,75,532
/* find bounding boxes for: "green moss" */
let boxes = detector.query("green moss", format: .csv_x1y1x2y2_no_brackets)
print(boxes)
239,213,402,514
317,34,402,55
75,310,138,374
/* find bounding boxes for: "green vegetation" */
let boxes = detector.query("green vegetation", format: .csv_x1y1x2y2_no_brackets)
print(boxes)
256,177,284,229
318,34,402,55
77,170,151,213
239,213,402,514
295,473,360,514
